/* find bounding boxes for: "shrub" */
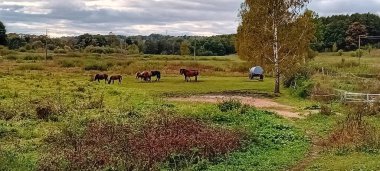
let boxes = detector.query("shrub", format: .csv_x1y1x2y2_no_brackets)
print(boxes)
59,59,82,68
320,104,334,116
337,49,343,56
39,118,243,170
307,48,318,60
5,54,18,60
356,49,364,58
18,47,26,52
0,46,11,56
25,44,32,50
64,45,72,52
23,55,43,60
17,64,44,70
218,99,242,112
84,62,108,71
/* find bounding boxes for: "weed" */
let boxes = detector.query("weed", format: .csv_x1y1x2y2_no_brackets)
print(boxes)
218,99,242,112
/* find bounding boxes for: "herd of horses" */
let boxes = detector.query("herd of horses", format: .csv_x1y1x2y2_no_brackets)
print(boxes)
94,69,199,84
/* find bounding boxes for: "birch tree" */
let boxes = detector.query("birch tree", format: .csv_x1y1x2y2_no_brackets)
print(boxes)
237,0,315,93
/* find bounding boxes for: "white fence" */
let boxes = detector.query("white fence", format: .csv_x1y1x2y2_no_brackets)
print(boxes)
343,92,380,103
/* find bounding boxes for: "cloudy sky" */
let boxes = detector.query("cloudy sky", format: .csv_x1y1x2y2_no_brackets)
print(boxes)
0,0,380,37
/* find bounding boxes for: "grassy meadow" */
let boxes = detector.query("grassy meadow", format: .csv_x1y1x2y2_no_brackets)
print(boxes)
0,48,379,170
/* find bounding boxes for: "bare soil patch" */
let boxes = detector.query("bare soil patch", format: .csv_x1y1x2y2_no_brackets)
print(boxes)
168,95,304,119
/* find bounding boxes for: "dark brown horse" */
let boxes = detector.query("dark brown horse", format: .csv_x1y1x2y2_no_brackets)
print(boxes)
94,74,108,83
108,75,123,84
150,71,161,81
136,71,151,82
180,69,199,82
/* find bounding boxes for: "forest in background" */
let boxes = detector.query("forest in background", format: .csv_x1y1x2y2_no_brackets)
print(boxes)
1,13,380,56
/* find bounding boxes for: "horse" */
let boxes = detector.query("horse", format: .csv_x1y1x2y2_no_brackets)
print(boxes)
136,71,151,82
108,75,123,84
180,69,199,82
150,71,161,81
94,74,108,83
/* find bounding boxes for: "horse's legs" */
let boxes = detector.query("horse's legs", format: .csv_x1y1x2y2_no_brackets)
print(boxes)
195,76,198,82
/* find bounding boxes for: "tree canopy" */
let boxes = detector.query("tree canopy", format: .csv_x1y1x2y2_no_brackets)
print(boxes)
312,13,380,51
0,21,7,46
237,0,315,93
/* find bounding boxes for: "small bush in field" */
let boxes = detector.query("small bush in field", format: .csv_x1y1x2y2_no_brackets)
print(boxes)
218,99,242,112
84,62,108,71
59,59,82,68
320,104,334,116
23,55,43,60
337,50,344,56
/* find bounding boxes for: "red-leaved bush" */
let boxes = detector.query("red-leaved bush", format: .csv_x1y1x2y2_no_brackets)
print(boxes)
39,118,244,171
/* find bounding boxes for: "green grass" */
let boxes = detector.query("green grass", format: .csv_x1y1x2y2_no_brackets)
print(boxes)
1,50,379,170
307,152,380,171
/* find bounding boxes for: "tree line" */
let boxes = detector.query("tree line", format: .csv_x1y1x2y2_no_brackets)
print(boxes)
312,13,380,52
0,22,236,56
1,13,379,56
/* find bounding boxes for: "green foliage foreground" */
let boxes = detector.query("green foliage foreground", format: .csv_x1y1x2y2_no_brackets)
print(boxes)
0,71,309,170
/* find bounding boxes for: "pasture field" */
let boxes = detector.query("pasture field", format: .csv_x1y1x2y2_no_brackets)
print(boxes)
0,50,379,170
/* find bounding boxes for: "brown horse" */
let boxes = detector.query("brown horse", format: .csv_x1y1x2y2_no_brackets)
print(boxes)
180,69,199,82
108,75,123,84
94,74,108,83
136,71,151,82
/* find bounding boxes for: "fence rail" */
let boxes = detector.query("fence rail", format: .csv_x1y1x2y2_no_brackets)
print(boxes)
343,92,380,103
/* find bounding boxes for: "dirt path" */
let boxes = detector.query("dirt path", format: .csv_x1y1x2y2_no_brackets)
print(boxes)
290,131,324,171
167,95,304,119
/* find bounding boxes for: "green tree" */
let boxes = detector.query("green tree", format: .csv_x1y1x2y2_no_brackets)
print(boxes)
345,22,367,50
7,33,26,50
237,0,315,93
127,44,139,55
180,41,190,56
0,21,7,46
32,41,44,49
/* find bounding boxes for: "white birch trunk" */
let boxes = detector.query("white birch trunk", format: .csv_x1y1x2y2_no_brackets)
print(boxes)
273,24,280,94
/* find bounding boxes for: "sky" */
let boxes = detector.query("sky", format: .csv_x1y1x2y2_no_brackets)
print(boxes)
0,0,380,37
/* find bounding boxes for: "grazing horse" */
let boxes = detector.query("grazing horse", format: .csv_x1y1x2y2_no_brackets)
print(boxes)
94,74,108,83
180,69,199,82
136,71,151,82
150,71,161,81
108,75,123,84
